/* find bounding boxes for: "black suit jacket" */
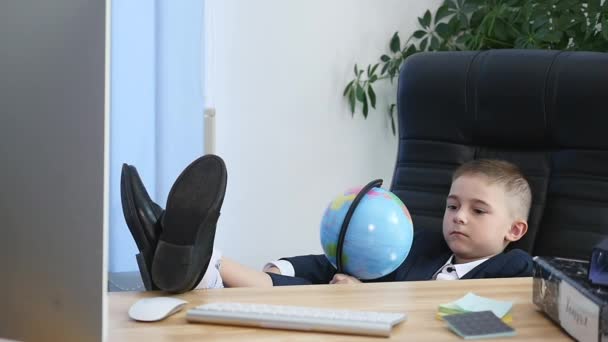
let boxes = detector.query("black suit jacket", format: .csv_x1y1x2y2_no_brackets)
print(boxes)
267,229,533,286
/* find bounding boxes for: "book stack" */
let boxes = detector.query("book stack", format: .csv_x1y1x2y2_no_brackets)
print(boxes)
533,256,608,342
437,292,514,323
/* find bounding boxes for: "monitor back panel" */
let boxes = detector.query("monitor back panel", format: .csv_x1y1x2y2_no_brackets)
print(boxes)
0,1,107,341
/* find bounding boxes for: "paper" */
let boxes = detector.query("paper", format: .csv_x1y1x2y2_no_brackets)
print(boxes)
439,292,513,318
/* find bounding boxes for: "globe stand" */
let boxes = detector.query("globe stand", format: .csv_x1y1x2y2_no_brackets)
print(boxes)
335,179,383,275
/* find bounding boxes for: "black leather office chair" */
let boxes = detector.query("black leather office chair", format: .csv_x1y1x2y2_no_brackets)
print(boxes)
390,49,608,260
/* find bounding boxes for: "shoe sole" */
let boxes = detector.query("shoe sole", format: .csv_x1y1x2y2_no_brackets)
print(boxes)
152,154,227,293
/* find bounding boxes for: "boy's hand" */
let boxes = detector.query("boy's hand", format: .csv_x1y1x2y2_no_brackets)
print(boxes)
330,273,361,284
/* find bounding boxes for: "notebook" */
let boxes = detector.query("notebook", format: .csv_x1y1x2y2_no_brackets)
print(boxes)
443,310,516,339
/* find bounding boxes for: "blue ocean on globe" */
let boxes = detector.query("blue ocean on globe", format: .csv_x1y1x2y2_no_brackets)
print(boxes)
320,187,414,280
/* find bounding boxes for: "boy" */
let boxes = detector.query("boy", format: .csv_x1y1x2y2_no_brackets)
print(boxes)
122,157,533,292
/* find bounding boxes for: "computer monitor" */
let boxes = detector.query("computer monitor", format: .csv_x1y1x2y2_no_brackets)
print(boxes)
0,1,108,341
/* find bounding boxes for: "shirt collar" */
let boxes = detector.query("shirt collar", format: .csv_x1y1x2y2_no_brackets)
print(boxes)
443,255,490,279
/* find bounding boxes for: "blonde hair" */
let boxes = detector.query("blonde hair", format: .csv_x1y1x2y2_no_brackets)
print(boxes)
452,159,532,220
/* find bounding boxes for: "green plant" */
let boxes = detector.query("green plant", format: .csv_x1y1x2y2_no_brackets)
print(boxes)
344,0,608,134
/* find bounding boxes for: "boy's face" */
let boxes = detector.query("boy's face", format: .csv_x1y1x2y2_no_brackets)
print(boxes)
442,174,524,263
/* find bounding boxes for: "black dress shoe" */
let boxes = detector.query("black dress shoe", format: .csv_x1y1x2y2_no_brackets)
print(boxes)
151,154,227,293
120,164,164,290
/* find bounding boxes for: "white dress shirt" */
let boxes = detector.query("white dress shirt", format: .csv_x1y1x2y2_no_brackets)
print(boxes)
263,259,296,277
432,255,489,280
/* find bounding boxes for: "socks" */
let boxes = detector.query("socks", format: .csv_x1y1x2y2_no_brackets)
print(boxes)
196,248,224,289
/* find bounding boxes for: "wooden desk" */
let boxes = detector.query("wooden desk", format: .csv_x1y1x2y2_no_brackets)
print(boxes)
109,277,570,341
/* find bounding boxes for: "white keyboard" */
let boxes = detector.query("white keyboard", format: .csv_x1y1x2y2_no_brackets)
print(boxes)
186,302,407,337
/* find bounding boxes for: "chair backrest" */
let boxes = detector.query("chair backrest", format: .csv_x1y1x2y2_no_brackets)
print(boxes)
390,49,608,260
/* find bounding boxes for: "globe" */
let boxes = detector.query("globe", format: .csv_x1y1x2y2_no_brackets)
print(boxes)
320,186,414,280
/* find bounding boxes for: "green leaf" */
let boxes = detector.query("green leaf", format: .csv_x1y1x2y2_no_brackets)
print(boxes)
419,10,432,28
354,64,358,76
435,5,452,23
370,63,379,76
390,32,401,53
532,16,549,31
381,62,390,75
348,87,356,115
420,37,428,51
430,36,440,50
447,0,459,11
380,54,390,62
456,32,472,46
458,11,469,28
355,84,365,102
555,14,576,31
589,0,601,12
582,22,591,40
462,1,478,16
369,74,378,82
362,95,369,118
388,67,397,82
493,20,511,41
368,85,376,109
404,44,417,58
435,22,451,39
603,19,608,40
389,104,396,136
343,80,353,97
413,30,426,39
514,36,530,48
448,15,463,32
543,30,562,43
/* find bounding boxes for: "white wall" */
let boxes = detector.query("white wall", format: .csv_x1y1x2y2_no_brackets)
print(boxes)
207,0,442,270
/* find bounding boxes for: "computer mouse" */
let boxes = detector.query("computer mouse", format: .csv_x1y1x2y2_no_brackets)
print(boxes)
128,297,188,322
